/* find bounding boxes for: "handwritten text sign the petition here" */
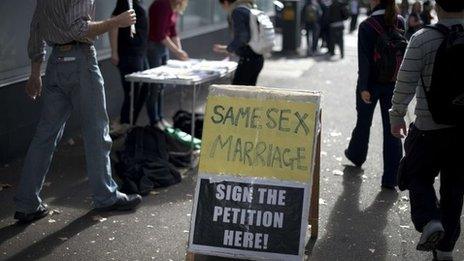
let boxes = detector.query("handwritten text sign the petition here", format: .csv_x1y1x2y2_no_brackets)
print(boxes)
200,86,321,184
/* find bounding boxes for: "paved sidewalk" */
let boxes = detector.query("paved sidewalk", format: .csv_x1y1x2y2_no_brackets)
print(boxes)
1,30,463,261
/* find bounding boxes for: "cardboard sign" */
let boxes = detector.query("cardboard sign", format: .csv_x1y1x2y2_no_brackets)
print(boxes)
189,85,321,261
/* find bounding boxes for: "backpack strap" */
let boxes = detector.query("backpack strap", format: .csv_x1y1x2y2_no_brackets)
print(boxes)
420,24,450,92
424,24,451,36
366,17,385,35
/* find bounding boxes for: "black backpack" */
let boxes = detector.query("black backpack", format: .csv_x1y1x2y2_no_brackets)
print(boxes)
115,126,181,196
421,24,464,126
173,110,204,139
367,18,408,84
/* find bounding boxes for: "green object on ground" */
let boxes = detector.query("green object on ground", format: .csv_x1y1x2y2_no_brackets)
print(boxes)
164,127,201,150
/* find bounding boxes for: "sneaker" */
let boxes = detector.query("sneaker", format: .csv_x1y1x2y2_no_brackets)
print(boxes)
344,149,363,168
417,220,445,251
433,250,453,261
95,194,142,212
14,204,49,223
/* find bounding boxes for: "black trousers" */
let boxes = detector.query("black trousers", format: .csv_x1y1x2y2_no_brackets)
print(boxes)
118,54,148,124
350,14,359,32
232,55,264,86
400,125,464,251
346,84,403,186
328,26,345,58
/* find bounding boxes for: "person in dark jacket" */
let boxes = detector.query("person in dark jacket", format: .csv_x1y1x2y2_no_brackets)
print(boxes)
303,0,323,56
420,0,434,25
110,0,149,133
328,0,349,58
214,0,264,85
405,12,423,40
345,0,405,189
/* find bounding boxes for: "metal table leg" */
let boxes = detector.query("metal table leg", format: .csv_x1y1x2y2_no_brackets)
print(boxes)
130,81,135,126
190,84,197,168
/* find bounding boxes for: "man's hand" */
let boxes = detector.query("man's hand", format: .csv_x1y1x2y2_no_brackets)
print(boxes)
114,9,136,28
111,52,119,66
25,75,42,100
361,90,372,104
176,50,189,61
213,44,229,54
391,122,408,139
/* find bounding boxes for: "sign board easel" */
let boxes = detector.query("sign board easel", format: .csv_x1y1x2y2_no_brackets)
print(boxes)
187,85,321,261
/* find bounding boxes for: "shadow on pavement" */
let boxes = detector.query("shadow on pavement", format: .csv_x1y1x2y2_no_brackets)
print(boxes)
0,223,30,248
311,165,399,261
3,210,135,261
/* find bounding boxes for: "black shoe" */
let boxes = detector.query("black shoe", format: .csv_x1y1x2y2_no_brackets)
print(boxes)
344,149,363,168
96,194,142,212
417,220,445,251
14,204,49,223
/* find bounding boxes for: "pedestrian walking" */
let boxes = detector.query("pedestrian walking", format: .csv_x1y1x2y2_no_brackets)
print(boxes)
411,1,422,16
147,0,189,127
109,0,149,133
399,0,410,18
390,1,464,259
349,0,361,33
15,0,143,223
345,0,406,189
420,0,434,25
303,0,323,56
213,0,264,86
327,0,350,58
405,12,423,40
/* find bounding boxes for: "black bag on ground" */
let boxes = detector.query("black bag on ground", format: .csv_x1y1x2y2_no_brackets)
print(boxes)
421,24,464,126
367,18,408,84
173,110,204,139
115,126,181,196
164,132,191,168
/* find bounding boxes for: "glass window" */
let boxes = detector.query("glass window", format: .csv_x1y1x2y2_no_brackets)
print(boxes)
181,0,214,32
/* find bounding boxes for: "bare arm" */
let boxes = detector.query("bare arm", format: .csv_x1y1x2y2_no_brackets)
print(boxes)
109,24,119,66
86,11,135,39
162,37,189,60
172,36,182,50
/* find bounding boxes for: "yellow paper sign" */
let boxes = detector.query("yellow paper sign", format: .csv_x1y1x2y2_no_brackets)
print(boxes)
199,95,319,183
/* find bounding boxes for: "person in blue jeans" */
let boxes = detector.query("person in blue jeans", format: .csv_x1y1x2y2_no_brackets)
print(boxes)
110,0,149,131
345,0,404,189
147,0,190,126
14,0,142,223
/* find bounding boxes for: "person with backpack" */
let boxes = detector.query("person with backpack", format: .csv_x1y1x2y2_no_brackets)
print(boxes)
109,0,149,134
213,0,270,85
327,0,350,58
345,0,406,189
390,1,464,259
303,0,323,56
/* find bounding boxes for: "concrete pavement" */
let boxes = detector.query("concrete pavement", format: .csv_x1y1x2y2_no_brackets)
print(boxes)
1,30,463,261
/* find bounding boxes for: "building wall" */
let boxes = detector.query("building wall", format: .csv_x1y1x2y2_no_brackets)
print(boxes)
0,28,230,164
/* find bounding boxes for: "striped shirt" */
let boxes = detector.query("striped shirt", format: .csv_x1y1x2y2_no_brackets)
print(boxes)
389,19,464,130
28,0,96,63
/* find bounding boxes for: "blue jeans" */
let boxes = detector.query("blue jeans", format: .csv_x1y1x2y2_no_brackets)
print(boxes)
14,44,123,213
346,84,403,186
146,41,168,124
